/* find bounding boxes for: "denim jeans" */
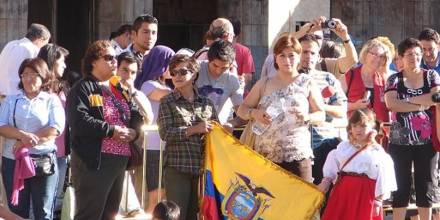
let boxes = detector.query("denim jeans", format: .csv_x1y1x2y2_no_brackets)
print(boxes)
2,156,59,220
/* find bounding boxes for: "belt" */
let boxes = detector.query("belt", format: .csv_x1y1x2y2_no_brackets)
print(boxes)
338,171,368,177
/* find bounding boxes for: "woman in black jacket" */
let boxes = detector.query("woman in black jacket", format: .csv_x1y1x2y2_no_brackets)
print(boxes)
66,40,143,220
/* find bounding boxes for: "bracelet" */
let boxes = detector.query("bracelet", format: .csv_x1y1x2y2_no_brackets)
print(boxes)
247,108,254,120
343,38,351,44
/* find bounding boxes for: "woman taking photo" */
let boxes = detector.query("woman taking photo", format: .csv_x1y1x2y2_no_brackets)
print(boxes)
157,54,218,220
237,34,324,182
66,40,143,220
384,38,440,220
0,58,65,219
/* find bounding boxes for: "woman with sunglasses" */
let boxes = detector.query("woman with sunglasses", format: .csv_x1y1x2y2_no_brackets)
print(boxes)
135,45,175,214
0,58,65,219
157,54,218,220
66,40,143,220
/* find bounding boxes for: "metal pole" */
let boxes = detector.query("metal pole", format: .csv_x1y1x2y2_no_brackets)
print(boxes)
157,139,164,203
141,127,148,210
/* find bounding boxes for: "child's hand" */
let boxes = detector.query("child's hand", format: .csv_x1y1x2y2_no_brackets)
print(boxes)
373,200,382,217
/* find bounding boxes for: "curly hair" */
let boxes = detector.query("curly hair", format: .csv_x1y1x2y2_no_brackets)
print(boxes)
82,40,112,76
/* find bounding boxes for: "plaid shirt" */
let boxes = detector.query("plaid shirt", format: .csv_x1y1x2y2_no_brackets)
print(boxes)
158,90,218,174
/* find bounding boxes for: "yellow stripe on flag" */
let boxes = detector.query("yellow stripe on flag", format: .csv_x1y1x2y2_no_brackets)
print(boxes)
203,122,324,220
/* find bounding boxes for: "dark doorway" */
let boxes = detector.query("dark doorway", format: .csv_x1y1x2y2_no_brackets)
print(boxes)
57,0,96,73
28,0,95,73
154,0,218,52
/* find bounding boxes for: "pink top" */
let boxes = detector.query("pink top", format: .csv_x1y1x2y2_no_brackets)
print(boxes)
12,147,35,205
55,92,66,157
100,92,131,156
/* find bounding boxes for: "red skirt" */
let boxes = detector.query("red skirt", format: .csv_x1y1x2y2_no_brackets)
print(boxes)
322,174,382,220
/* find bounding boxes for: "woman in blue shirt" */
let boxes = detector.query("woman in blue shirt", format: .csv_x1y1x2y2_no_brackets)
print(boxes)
0,57,65,219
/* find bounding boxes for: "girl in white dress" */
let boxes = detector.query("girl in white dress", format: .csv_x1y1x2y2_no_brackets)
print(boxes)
318,109,397,220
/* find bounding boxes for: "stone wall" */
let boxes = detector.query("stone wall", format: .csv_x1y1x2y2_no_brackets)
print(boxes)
95,0,153,40
0,0,28,49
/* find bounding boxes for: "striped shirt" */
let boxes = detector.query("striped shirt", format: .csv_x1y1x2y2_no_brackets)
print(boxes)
157,90,218,174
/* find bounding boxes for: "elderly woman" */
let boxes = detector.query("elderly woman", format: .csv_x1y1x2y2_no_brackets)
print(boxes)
0,58,65,219
157,54,218,220
237,34,324,182
345,39,392,124
66,40,143,220
384,38,440,220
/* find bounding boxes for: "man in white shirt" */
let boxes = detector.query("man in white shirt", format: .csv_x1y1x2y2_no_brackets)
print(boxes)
110,24,132,55
0,23,50,97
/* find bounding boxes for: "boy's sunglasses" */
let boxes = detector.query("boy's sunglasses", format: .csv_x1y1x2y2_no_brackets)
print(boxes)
170,68,192,77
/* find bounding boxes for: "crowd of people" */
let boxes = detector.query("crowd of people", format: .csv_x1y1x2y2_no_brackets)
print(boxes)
0,12,439,220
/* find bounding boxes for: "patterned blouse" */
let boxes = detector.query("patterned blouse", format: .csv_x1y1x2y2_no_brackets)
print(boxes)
254,74,314,163
100,90,131,156
385,70,440,146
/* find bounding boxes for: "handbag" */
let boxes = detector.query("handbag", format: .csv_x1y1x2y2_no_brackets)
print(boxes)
101,86,143,170
126,143,143,170
239,122,256,148
30,154,55,177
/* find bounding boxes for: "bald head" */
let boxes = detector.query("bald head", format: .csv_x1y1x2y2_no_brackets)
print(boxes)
209,18,234,42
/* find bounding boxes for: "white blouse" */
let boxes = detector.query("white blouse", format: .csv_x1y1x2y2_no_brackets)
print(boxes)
323,141,397,198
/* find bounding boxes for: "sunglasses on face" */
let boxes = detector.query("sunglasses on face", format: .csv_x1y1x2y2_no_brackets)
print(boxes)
102,54,116,62
170,68,192,77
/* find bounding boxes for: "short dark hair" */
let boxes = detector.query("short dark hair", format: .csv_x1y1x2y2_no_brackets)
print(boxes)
207,40,235,64
230,18,241,36
82,40,112,76
109,24,132,40
117,51,137,68
320,40,342,58
132,14,158,33
418,28,440,44
152,201,180,220
298,34,320,45
398,38,422,56
38,43,69,72
25,23,51,41
18,58,52,91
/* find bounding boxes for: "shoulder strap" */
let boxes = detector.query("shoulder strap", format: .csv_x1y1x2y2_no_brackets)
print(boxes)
320,60,328,72
345,69,355,96
259,77,270,98
101,86,129,125
340,144,369,171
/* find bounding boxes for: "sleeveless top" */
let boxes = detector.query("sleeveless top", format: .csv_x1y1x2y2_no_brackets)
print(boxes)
254,74,313,163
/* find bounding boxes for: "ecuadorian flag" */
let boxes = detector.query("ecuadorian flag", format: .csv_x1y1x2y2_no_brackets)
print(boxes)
201,123,324,220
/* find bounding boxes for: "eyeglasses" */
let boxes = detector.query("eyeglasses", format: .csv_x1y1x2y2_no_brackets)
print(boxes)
102,54,116,62
403,52,422,57
368,51,385,58
21,72,40,79
170,68,192,77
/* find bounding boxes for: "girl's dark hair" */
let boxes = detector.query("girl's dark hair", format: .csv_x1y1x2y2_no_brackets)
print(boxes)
18,58,52,92
37,43,69,72
152,201,180,220
347,109,380,143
